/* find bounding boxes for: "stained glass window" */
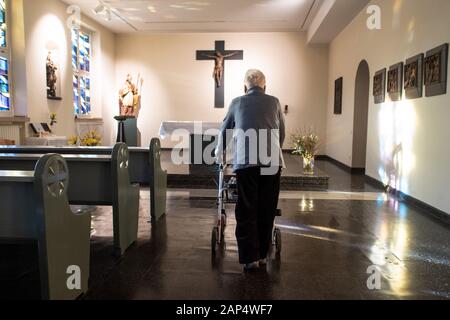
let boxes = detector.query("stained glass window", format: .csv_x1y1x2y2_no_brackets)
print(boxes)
0,0,10,113
72,28,91,115
73,75,79,114
0,57,9,111
0,0,7,48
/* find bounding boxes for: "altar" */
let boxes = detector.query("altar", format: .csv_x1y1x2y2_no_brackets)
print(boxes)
25,136,68,147
159,121,224,165
159,121,222,140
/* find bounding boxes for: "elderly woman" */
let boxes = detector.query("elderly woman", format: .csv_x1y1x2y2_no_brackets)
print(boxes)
216,69,285,271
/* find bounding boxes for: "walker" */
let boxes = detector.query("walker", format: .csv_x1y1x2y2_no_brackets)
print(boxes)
211,162,282,257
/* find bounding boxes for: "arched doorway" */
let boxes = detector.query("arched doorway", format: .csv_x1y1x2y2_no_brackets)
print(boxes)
352,60,370,170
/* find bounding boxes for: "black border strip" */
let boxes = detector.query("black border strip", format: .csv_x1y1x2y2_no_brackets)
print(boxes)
365,175,450,227
320,155,366,174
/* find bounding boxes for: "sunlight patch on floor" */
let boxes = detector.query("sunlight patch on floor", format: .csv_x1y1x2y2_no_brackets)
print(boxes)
279,191,388,201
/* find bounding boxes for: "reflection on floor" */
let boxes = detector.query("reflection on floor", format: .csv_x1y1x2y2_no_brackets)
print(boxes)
1,160,449,300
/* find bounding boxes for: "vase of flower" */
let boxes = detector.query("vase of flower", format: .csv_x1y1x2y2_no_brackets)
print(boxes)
50,112,57,126
80,131,102,147
302,155,315,175
68,135,79,146
291,128,319,175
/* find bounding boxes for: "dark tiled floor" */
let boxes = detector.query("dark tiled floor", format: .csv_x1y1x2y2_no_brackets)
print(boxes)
1,160,449,300
314,160,380,192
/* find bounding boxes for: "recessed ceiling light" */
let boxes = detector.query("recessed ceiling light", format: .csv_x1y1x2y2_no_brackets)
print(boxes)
148,5,157,13
170,4,186,9
122,8,139,12
185,7,202,11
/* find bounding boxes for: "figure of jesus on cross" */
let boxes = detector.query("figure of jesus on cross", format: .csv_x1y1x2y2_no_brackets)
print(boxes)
202,51,240,88
197,41,244,108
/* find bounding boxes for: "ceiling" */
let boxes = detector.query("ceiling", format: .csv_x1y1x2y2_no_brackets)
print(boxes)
307,0,370,43
61,0,324,33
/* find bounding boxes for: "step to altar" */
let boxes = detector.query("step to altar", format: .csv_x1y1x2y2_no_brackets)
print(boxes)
166,165,329,191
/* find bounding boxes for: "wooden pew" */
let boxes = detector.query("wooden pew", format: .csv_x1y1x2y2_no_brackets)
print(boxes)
0,154,91,300
0,139,168,222
0,143,139,255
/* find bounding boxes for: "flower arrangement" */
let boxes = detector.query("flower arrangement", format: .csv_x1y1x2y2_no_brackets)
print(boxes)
50,112,57,126
68,135,78,146
80,131,102,147
291,128,320,174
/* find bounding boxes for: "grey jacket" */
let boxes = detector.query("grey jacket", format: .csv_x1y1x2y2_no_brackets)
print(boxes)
216,87,286,173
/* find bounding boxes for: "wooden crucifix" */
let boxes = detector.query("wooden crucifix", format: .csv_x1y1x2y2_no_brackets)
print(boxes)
196,41,244,108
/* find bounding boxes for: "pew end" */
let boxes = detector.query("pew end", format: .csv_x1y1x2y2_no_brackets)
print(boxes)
0,155,91,300
112,143,139,255
150,138,168,222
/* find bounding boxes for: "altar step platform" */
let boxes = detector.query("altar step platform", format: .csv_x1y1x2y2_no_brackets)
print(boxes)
162,150,329,191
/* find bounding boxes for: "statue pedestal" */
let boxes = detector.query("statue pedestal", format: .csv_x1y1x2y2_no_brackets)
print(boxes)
114,116,138,146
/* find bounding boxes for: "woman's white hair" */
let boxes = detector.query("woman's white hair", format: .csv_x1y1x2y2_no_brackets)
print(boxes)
245,69,266,89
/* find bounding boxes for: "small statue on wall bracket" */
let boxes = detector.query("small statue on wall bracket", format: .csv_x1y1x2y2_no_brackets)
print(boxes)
119,73,143,118
46,52,61,100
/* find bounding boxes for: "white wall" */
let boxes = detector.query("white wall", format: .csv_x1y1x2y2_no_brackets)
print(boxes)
326,0,450,213
114,32,329,149
14,4,330,150
10,0,27,117
17,0,115,138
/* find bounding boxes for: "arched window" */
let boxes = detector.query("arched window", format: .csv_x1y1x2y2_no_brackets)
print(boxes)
0,0,11,115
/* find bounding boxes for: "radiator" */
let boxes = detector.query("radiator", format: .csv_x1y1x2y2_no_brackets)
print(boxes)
0,125,21,144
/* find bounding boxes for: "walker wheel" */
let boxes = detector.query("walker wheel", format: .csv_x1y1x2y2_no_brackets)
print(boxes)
221,214,227,236
211,227,219,256
274,228,282,255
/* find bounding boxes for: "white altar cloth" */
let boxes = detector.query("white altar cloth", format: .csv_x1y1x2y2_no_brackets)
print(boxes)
26,136,68,147
159,121,222,140
159,121,234,162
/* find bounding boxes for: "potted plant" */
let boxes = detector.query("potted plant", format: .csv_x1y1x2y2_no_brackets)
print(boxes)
291,128,320,175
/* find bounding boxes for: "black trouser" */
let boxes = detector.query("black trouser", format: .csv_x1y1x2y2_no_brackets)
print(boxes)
235,167,281,264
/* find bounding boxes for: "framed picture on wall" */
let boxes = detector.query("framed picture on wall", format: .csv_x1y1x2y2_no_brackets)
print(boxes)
334,77,343,114
404,53,424,99
387,62,403,101
373,68,386,104
424,43,449,97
